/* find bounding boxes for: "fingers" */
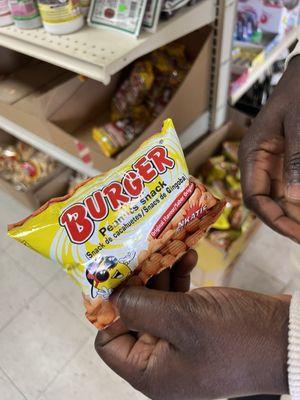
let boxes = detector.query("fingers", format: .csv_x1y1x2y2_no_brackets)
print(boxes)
115,286,186,344
243,193,300,243
171,249,198,292
147,268,170,291
95,331,138,381
146,249,198,292
284,105,300,203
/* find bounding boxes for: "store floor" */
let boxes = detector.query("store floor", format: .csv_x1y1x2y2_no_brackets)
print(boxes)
0,188,299,400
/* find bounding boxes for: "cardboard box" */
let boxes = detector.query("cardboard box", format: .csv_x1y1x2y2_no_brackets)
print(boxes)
0,47,31,76
0,60,66,105
0,131,72,209
0,26,212,172
186,120,261,287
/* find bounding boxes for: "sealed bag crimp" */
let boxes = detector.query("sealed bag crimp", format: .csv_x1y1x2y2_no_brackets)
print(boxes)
8,119,225,329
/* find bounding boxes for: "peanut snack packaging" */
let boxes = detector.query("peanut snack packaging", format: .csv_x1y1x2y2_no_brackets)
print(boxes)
8,119,225,330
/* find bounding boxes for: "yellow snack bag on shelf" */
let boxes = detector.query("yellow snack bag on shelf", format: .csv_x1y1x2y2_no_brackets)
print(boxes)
8,119,225,330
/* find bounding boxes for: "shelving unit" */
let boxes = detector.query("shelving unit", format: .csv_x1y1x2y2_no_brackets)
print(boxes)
0,0,215,84
230,27,299,105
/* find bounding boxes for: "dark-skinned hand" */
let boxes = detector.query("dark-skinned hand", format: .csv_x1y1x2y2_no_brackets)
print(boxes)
95,251,290,400
239,55,300,243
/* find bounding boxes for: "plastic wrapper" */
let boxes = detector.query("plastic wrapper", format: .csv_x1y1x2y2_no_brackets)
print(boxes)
222,141,239,163
95,43,190,157
199,140,256,252
0,141,57,190
111,61,154,121
88,0,147,37
8,119,225,330
143,0,163,32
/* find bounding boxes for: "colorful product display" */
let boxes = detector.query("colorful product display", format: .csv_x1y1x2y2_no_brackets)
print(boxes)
237,0,300,38
142,0,163,32
8,0,42,29
8,119,225,330
93,43,191,157
38,0,84,35
88,0,147,36
0,0,13,26
199,141,255,251
0,141,58,190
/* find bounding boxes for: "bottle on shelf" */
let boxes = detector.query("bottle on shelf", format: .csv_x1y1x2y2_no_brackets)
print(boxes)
37,0,84,35
80,0,90,17
0,0,13,26
8,0,42,29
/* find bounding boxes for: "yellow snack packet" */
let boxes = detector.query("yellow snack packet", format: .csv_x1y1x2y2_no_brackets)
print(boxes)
8,119,225,329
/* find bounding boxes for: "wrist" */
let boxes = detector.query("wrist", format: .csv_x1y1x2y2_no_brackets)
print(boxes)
251,296,290,395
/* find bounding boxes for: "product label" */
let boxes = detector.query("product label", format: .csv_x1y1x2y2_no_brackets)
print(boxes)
38,0,81,24
142,0,162,31
89,0,147,36
0,0,10,16
80,0,90,7
9,0,39,20
8,120,191,299
162,0,190,12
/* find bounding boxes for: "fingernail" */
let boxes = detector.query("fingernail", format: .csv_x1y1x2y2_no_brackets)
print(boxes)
287,184,300,200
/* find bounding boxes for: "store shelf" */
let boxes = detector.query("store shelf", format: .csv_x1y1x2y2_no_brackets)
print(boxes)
0,101,210,177
230,27,299,105
0,111,100,177
0,0,215,84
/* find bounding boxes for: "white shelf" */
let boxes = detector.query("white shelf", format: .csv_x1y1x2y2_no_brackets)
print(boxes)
230,27,299,105
0,112,100,177
0,0,215,84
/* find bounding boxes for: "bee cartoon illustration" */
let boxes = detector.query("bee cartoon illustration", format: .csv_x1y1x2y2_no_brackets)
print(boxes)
85,251,135,299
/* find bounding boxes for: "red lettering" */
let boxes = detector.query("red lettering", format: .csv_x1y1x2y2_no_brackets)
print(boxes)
60,204,94,244
103,182,130,210
147,146,175,173
134,156,157,182
122,171,143,197
84,191,108,221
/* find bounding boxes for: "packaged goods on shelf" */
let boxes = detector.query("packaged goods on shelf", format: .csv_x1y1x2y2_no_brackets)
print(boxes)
0,131,71,208
161,0,200,19
0,139,58,190
142,0,163,32
38,0,84,35
8,119,225,330
186,120,260,288
0,27,212,172
237,0,300,37
88,0,147,37
93,42,191,157
0,0,13,27
199,141,256,252
80,0,90,16
8,0,42,29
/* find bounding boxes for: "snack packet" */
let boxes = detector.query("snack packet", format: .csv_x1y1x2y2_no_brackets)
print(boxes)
8,119,225,330
88,0,147,37
142,0,163,32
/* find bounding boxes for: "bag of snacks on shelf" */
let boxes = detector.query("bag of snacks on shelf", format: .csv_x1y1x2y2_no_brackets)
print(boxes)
8,120,225,329
0,141,58,190
142,0,163,32
88,0,147,37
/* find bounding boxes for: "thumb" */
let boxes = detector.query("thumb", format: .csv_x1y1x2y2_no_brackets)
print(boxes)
114,286,186,344
284,113,300,202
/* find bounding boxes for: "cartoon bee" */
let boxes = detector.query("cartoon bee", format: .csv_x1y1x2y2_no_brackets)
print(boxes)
86,251,135,299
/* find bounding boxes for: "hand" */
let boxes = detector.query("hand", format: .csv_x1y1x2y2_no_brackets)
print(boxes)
95,285,290,400
239,55,300,243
